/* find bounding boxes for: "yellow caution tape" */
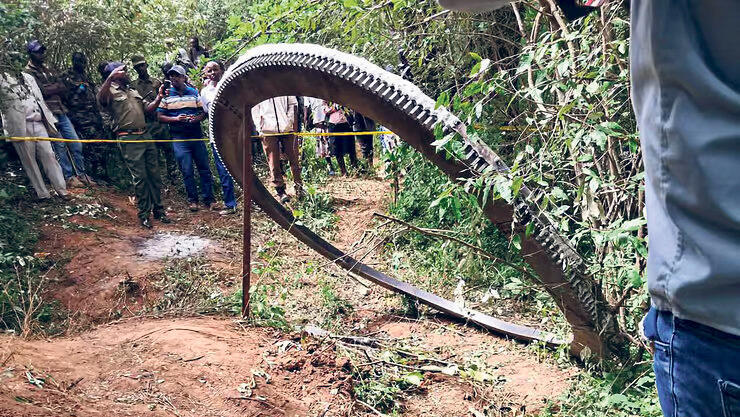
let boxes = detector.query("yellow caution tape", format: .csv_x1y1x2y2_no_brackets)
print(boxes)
2,130,394,144
2,125,537,144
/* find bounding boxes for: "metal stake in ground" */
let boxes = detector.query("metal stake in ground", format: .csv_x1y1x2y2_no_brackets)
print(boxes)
241,113,253,318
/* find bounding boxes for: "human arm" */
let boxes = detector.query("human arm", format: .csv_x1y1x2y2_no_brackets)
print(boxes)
288,96,299,132
145,84,166,113
96,66,127,107
157,112,192,124
37,78,67,98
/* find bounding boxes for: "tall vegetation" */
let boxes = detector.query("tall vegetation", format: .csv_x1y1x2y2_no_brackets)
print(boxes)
0,1,655,413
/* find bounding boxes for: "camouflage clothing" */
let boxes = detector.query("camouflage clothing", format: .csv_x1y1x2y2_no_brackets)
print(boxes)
63,68,111,180
62,68,104,137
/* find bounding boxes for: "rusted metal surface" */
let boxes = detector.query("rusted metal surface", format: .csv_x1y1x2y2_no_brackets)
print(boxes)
210,44,622,356
241,112,252,318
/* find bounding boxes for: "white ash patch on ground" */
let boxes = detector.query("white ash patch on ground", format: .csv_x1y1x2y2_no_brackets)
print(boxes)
137,232,212,259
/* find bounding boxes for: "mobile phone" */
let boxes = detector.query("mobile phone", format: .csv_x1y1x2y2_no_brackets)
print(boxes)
162,80,171,91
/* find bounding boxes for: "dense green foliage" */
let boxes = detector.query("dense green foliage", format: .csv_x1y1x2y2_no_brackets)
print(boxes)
0,0,656,414
0,171,64,335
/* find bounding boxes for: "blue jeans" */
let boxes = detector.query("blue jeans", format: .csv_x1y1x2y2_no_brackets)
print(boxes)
172,140,214,205
643,307,740,417
211,143,236,209
52,113,85,178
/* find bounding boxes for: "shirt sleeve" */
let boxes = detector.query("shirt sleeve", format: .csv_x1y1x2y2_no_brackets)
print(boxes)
287,95,298,108
195,95,204,113
251,103,261,132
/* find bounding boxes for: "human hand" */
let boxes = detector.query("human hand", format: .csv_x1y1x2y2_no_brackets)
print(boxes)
177,114,190,122
108,65,127,81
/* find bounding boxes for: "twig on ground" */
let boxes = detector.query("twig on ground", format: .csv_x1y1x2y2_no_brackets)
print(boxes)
356,400,386,416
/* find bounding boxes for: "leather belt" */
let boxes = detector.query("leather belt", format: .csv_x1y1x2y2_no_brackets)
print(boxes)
117,129,146,136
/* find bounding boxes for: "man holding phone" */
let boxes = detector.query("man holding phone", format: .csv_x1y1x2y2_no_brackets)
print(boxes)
130,55,177,184
97,62,170,229
157,64,214,212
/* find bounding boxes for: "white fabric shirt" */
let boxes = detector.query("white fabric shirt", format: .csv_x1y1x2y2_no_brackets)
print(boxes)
200,81,218,114
304,96,326,125
251,96,298,134
0,72,58,137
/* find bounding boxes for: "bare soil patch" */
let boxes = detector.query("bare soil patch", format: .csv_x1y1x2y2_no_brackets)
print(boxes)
1,171,575,416
0,317,352,417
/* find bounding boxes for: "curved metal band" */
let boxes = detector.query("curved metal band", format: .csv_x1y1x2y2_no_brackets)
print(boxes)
210,44,619,354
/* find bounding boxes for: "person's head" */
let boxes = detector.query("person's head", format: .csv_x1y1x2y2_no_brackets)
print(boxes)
161,62,173,80
72,52,87,73
97,61,109,80
131,55,148,79
167,65,187,89
103,61,129,84
189,36,200,49
203,60,224,83
26,40,46,65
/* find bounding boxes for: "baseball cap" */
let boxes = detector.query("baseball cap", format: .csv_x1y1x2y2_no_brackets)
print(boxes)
131,55,147,67
26,40,46,53
167,64,187,77
104,61,125,74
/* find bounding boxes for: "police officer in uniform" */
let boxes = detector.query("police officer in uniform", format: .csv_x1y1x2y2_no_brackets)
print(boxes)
130,55,177,184
63,52,109,183
97,62,171,229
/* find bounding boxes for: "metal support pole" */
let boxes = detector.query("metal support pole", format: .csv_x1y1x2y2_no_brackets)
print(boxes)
241,115,253,318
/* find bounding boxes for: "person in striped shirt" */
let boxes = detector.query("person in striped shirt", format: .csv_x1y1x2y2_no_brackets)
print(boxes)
157,65,214,212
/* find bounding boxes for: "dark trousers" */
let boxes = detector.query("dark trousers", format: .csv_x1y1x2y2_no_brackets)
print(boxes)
147,121,177,183
172,139,214,205
356,134,373,161
119,134,164,220
643,307,740,417
212,143,236,208
328,122,357,174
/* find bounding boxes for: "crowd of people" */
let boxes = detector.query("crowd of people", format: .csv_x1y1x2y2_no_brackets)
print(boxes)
1,38,391,228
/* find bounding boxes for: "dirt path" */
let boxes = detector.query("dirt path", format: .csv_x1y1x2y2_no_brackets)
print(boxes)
1,172,575,416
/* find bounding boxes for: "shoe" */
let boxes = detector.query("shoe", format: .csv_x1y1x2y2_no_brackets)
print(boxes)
154,213,172,224
66,176,84,188
140,218,153,229
203,202,212,211
219,207,237,215
189,203,199,212
277,192,290,204
58,193,71,201
328,170,335,176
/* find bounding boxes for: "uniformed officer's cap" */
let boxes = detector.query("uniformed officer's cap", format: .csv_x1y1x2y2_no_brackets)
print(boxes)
131,55,147,67
27,40,46,53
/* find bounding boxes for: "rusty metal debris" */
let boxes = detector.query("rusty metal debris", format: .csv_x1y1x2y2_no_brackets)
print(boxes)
211,44,622,356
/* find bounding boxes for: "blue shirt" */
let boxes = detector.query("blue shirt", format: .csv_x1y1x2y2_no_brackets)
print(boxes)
157,85,203,138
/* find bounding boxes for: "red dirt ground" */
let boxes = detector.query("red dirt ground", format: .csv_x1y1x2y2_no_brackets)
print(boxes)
0,317,353,417
1,174,575,416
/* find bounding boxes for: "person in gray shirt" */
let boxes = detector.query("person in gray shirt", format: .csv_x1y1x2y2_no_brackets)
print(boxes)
439,1,740,416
